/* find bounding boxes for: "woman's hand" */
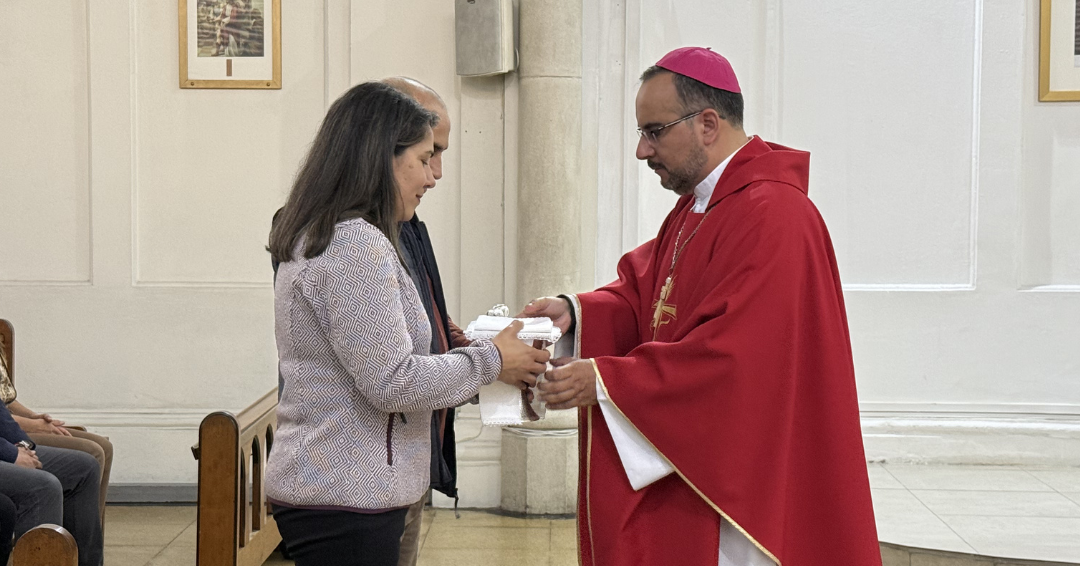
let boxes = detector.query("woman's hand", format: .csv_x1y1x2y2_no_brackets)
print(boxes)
15,415,72,436
492,321,551,389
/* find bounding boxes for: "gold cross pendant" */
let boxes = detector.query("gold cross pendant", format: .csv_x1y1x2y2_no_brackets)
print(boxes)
651,276,677,335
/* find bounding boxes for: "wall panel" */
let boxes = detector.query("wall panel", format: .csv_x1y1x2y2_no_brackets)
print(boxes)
781,0,980,287
0,1,91,283
1022,132,1080,289
132,2,326,286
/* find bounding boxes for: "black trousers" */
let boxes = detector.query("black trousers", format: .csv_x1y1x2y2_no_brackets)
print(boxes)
272,505,409,566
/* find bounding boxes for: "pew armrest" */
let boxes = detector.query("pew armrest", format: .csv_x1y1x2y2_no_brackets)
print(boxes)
13,524,78,566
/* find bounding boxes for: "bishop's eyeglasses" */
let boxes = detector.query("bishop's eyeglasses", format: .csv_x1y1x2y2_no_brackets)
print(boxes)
637,110,704,145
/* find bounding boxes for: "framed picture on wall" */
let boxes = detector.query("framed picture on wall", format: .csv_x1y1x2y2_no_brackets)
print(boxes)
1039,0,1080,101
179,0,281,89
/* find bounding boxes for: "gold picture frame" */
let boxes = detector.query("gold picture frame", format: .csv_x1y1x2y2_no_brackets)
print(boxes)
179,0,281,89
1039,0,1080,101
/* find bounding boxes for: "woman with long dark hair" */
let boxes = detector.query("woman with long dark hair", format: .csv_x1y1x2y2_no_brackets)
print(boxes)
265,82,548,565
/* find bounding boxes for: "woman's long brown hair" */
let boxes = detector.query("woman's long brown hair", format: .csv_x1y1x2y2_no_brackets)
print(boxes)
269,81,436,263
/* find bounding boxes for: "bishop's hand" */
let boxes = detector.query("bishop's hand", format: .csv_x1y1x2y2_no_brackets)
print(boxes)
539,357,597,410
518,296,572,334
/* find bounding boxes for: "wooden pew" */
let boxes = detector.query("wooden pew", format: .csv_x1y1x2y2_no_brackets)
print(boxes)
192,388,281,566
12,524,78,566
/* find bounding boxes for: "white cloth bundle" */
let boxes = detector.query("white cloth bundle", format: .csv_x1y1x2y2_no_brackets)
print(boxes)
464,316,561,426
465,316,562,342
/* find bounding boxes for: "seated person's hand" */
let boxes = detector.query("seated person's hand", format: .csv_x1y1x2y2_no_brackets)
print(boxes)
492,321,551,390
15,446,42,469
20,415,72,436
33,412,64,427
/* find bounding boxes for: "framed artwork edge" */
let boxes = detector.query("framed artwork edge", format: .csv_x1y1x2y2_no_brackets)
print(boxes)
178,0,282,90
1038,0,1080,102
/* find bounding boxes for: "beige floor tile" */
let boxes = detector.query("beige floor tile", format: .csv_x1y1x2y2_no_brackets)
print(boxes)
550,527,577,551
883,465,1054,492
871,489,976,553
104,518,194,548
416,547,550,566
421,508,436,528
550,518,576,529
879,543,911,566
909,553,995,566
911,490,1080,517
869,463,906,489
262,551,295,565
169,521,197,547
1064,492,1080,506
549,549,580,565
103,545,162,566
145,544,197,566
1026,469,1080,493
939,515,1080,562
430,509,552,528
423,525,552,552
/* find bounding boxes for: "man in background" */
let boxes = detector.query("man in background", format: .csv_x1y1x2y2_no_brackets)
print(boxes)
382,77,471,566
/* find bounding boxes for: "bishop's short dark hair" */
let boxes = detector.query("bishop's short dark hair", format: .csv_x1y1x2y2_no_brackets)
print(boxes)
640,66,744,129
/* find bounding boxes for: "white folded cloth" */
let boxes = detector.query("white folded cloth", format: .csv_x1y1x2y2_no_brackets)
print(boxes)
464,315,560,426
465,316,561,342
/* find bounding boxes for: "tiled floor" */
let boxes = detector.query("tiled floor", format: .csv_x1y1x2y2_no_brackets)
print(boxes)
103,506,576,566
103,464,1080,565
869,463,1080,563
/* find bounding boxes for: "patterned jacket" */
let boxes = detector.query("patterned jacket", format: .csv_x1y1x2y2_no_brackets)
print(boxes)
266,218,501,510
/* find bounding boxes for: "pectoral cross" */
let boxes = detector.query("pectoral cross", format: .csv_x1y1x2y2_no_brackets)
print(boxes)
651,276,677,336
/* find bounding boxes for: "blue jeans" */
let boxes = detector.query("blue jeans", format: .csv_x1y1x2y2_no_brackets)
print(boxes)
0,446,102,566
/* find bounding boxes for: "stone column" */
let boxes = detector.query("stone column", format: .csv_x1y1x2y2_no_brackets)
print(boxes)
516,0,582,303
500,0,583,515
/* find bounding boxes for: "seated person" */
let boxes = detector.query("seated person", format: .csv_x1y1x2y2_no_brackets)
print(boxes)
0,342,113,529
0,401,102,566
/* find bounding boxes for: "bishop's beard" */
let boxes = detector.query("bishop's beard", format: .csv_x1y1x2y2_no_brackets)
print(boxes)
652,142,708,196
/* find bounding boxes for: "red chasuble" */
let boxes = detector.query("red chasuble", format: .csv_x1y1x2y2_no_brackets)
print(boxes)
573,136,880,565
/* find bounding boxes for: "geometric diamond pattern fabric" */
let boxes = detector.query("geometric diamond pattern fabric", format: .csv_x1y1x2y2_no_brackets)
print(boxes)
266,218,501,510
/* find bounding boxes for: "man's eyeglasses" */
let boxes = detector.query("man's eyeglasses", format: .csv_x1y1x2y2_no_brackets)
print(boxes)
636,110,704,145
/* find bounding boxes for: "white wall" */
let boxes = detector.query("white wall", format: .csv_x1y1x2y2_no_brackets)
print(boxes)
0,0,519,496
585,0,1080,463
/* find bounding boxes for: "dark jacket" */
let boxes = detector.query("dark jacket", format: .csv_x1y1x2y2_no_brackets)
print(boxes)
399,214,462,499
0,401,32,463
